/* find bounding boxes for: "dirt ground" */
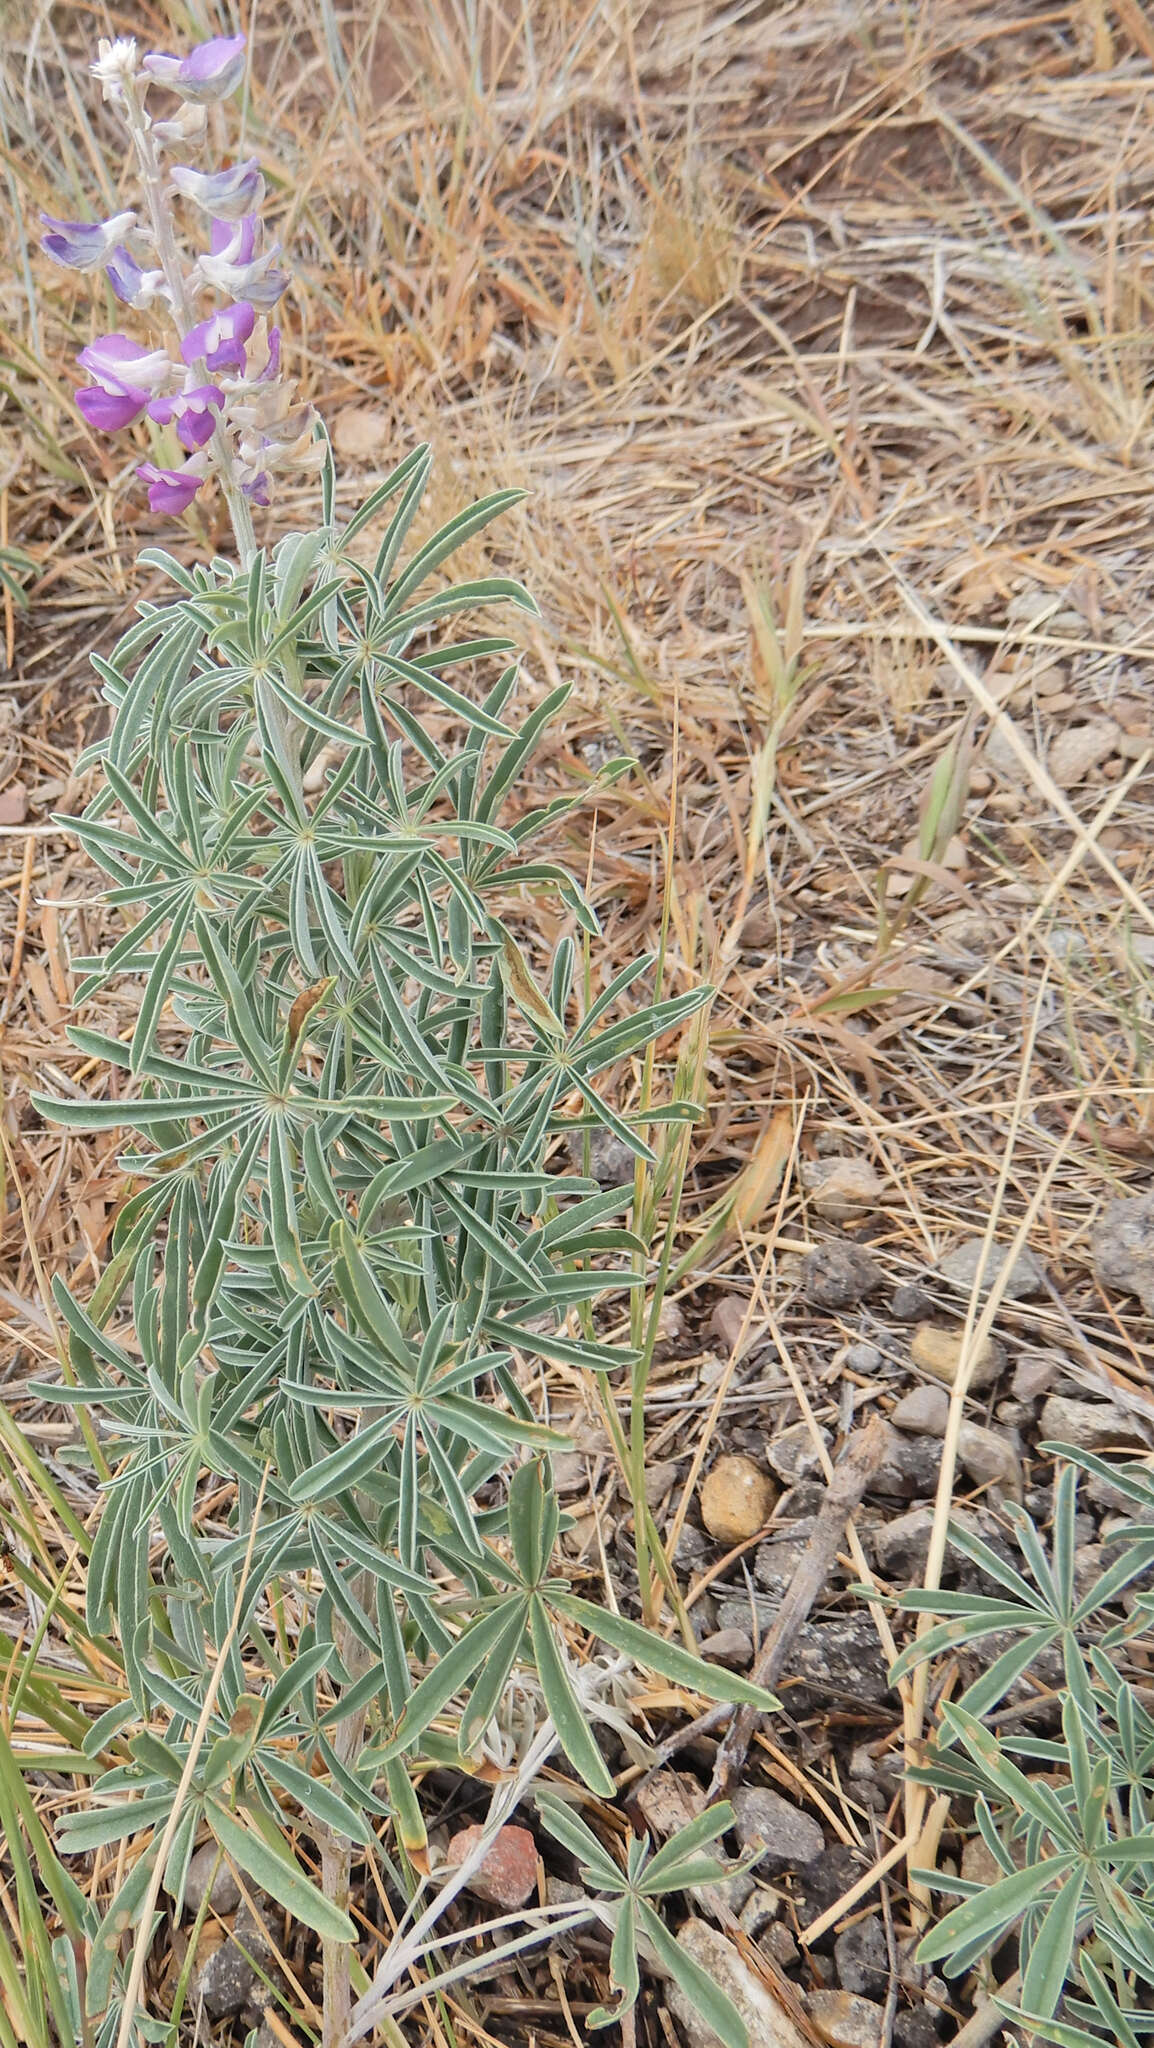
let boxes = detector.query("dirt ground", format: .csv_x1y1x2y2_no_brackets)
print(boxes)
4,2,1154,2042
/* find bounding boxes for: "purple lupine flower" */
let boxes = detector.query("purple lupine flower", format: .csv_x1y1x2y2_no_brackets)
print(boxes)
75,334,173,430
137,462,204,514
242,472,271,506
141,34,246,104
104,246,169,309
197,213,287,299
77,384,150,431
182,301,256,373
77,335,173,393
41,210,137,271
148,383,224,450
170,159,264,219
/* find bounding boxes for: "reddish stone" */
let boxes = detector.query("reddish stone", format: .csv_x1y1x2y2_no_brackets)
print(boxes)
444,1822,538,1910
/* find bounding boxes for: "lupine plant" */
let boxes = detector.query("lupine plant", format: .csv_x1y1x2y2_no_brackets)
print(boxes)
893,1451,1154,2046
31,31,769,2048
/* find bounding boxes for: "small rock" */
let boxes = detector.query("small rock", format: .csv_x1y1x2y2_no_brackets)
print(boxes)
995,1398,1032,1428
754,1535,810,1602
935,1240,1047,1300
634,1769,705,1838
657,1297,684,1342
843,1341,883,1375
802,1157,885,1223
982,714,1029,784
786,1619,892,1708
832,1925,893,2007
0,783,27,827
668,1920,811,2048
810,1988,886,2047
732,1787,825,1873
644,1459,680,1507
802,1243,883,1310
711,1297,754,1356
891,1280,937,1321
1048,718,1121,788
957,1421,1022,1495
740,1889,781,1940
444,1823,538,1910
1012,1353,1061,1400
674,1523,711,1569
578,1130,637,1188
699,1626,754,1668
893,2009,942,2048
701,1456,776,1544
546,1874,586,1907
763,1921,799,1968
961,1831,1020,1885
766,1422,830,1486
872,1505,946,1579
1040,1394,1147,1453
872,1422,948,1500
890,1384,950,1436
910,1323,1002,1390
791,1845,867,1944
179,1840,241,1917
1093,1195,1154,1313
193,1903,272,2019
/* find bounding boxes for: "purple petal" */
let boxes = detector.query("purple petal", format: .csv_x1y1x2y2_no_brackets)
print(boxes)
40,210,136,272
244,266,288,309
148,383,224,451
209,214,258,263
242,471,271,507
181,301,256,373
77,334,173,393
105,246,143,302
171,160,263,220
257,327,281,382
77,385,149,431
141,34,246,104
137,462,204,514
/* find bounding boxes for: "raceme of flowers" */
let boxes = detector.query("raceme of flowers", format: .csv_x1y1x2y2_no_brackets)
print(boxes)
40,34,318,520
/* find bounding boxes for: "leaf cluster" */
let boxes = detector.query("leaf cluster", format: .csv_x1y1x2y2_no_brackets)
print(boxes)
895,1452,1154,2045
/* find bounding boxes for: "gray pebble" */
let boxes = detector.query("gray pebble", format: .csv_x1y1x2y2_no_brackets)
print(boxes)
732,1786,824,1874
802,1242,884,1309
936,1239,1047,1299
834,1917,890,1999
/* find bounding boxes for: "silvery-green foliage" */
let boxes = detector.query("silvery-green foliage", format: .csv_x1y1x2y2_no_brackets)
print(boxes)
34,441,772,2003
537,1792,753,2046
893,1451,1154,2045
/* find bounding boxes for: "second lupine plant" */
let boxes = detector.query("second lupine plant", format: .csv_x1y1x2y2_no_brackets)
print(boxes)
32,30,769,2048
43,33,312,538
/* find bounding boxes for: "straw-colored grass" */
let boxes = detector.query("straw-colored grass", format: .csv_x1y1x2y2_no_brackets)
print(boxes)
3,0,1154,2040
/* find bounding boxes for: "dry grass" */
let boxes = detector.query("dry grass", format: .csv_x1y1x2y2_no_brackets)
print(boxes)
3,0,1154,2040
